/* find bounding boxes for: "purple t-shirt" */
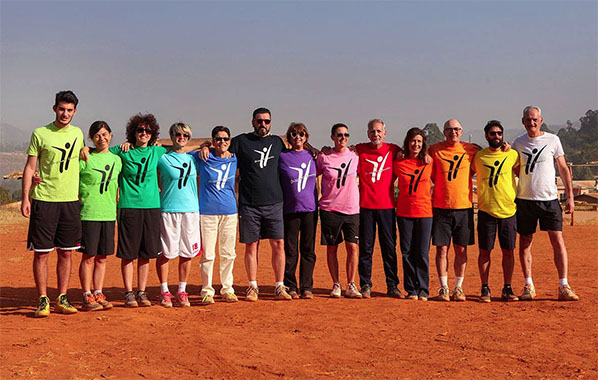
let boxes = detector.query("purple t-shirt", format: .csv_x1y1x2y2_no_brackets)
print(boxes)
279,150,317,214
317,149,360,215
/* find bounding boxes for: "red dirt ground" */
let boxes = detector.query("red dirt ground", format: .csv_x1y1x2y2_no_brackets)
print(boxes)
1,209,597,379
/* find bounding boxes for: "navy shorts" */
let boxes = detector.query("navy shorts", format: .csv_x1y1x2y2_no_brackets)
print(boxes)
320,210,359,245
477,211,517,251
27,200,81,252
432,208,475,247
515,198,562,235
238,202,284,243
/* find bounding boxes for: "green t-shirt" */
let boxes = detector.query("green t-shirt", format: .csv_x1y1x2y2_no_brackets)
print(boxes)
79,151,122,221
27,123,84,202
110,145,167,209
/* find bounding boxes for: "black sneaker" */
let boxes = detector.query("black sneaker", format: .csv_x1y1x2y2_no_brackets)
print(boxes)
386,286,404,299
479,286,491,303
501,285,519,302
361,284,372,299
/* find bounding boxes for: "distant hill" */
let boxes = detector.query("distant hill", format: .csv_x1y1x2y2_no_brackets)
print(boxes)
0,123,31,152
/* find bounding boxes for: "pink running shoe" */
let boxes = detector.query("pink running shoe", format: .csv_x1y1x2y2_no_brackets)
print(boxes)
177,291,191,307
160,292,173,308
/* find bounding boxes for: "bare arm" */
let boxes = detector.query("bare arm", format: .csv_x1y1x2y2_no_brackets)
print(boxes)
555,156,574,214
21,155,37,218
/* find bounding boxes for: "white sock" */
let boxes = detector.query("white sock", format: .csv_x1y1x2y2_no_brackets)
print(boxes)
559,278,568,288
455,277,464,288
160,282,169,293
275,281,284,288
83,291,92,296
93,290,102,296
525,277,534,286
178,282,187,293
440,276,448,287
249,281,258,288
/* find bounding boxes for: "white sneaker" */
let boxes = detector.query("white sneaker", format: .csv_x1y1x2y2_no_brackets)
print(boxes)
330,282,342,298
345,282,363,299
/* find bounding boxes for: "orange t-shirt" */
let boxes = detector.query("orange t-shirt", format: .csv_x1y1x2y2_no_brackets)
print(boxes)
394,157,433,218
429,141,479,209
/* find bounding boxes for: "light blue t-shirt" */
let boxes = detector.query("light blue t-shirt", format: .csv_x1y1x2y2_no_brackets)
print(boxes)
157,151,199,213
191,151,237,215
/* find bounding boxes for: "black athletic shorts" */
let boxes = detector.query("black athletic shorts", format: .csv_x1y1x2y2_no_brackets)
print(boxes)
515,198,562,235
116,208,161,260
320,210,359,245
477,211,517,251
27,199,81,252
238,202,284,243
81,221,116,256
432,208,475,247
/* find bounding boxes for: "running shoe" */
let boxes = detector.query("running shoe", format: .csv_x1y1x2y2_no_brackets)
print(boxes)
558,284,580,301
452,286,466,302
222,292,238,303
201,294,215,305
435,286,450,302
160,291,174,308
419,296,428,301
55,294,78,314
387,286,404,299
34,295,50,318
246,286,259,302
288,290,300,299
407,294,418,300
301,290,314,299
479,286,491,303
82,292,103,311
275,285,292,300
136,290,151,307
124,291,138,308
361,284,372,299
94,292,113,310
345,282,363,299
330,282,342,298
520,284,536,301
501,286,519,302
177,291,191,307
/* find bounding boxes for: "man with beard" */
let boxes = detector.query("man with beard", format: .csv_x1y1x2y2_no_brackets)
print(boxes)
472,120,520,303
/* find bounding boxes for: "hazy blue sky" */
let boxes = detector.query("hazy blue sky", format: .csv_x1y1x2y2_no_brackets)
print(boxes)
1,1,596,147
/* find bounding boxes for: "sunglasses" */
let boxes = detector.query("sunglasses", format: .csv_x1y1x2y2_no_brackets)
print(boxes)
444,127,462,132
214,136,230,142
136,127,152,134
335,133,350,138
290,131,306,138
488,131,503,136
255,119,271,125
175,132,190,139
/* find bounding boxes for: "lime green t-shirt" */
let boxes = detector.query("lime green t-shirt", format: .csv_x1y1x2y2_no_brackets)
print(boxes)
79,152,122,221
27,123,85,202
110,145,167,209
473,148,519,218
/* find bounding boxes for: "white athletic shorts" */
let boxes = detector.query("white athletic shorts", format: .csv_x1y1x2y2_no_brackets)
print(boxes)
160,212,201,259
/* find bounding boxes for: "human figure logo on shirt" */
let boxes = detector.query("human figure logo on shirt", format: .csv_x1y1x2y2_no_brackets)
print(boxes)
332,159,353,189
521,145,547,175
440,153,465,181
365,152,390,183
402,164,427,195
209,162,232,191
131,158,150,185
483,157,508,188
171,162,192,189
289,161,312,193
52,138,78,173
93,163,115,194
254,144,274,168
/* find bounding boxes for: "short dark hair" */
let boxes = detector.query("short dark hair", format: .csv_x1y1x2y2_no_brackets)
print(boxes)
211,125,231,138
55,90,78,108
88,120,111,140
252,107,271,119
402,127,427,161
484,120,504,134
125,113,160,145
286,122,309,143
331,123,348,136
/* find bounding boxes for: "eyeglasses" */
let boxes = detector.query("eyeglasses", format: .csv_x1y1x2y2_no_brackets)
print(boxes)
136,128,152,134
488,131,503,136
175,132,190,139
255,119,271,125
444,127,462,133
335,133,350,138
290,131,305,138
214,136,230,142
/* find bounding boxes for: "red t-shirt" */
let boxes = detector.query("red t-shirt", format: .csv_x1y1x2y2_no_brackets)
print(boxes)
355,142,400,209
394,157,433,218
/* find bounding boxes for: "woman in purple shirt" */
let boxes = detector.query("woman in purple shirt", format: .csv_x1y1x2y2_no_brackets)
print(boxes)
279,123,318,299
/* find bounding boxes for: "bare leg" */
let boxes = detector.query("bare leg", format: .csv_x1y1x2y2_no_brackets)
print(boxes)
93,255,107,291
245,241,259,282
436,245,449,278
79,253,94,292
33,252,49,296
478,248,491,284
121,259,134,292
326,245,339,283
501,249,515,285
345,241,359,284
547,230,568,279
138,258,150,291
453,244,467,278
156,255,169,285
178,257,192,283
270,239,285,283
56,249,73,294
519,234,534,279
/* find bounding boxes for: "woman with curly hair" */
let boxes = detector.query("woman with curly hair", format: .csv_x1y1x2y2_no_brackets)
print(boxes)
109,113,167,307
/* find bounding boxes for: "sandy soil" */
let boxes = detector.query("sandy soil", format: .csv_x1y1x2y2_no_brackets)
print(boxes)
1,208,597,379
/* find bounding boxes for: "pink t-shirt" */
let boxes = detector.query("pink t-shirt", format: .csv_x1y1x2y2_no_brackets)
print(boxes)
317,149,360,215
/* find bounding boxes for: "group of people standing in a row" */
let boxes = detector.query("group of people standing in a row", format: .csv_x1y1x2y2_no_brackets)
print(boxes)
22,90,579,318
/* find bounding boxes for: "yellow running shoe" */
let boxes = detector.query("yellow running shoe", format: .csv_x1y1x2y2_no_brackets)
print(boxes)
55,294,78,315
34,295,50,318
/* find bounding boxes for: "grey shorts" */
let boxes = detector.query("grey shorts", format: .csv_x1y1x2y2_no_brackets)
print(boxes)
238,202,284,243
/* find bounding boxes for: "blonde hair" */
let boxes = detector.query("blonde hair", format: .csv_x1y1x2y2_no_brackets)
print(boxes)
169,122,192,138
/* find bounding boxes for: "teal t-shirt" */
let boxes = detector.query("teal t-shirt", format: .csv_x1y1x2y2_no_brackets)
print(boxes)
27,123,84,202
79,151,122,221
157,151,199,213
110,145,167,209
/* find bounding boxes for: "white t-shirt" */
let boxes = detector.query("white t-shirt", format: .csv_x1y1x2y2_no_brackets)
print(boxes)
513,132,564,201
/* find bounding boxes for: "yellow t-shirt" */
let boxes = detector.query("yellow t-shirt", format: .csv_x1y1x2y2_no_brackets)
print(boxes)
429,141,479,209
473,148,519,218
